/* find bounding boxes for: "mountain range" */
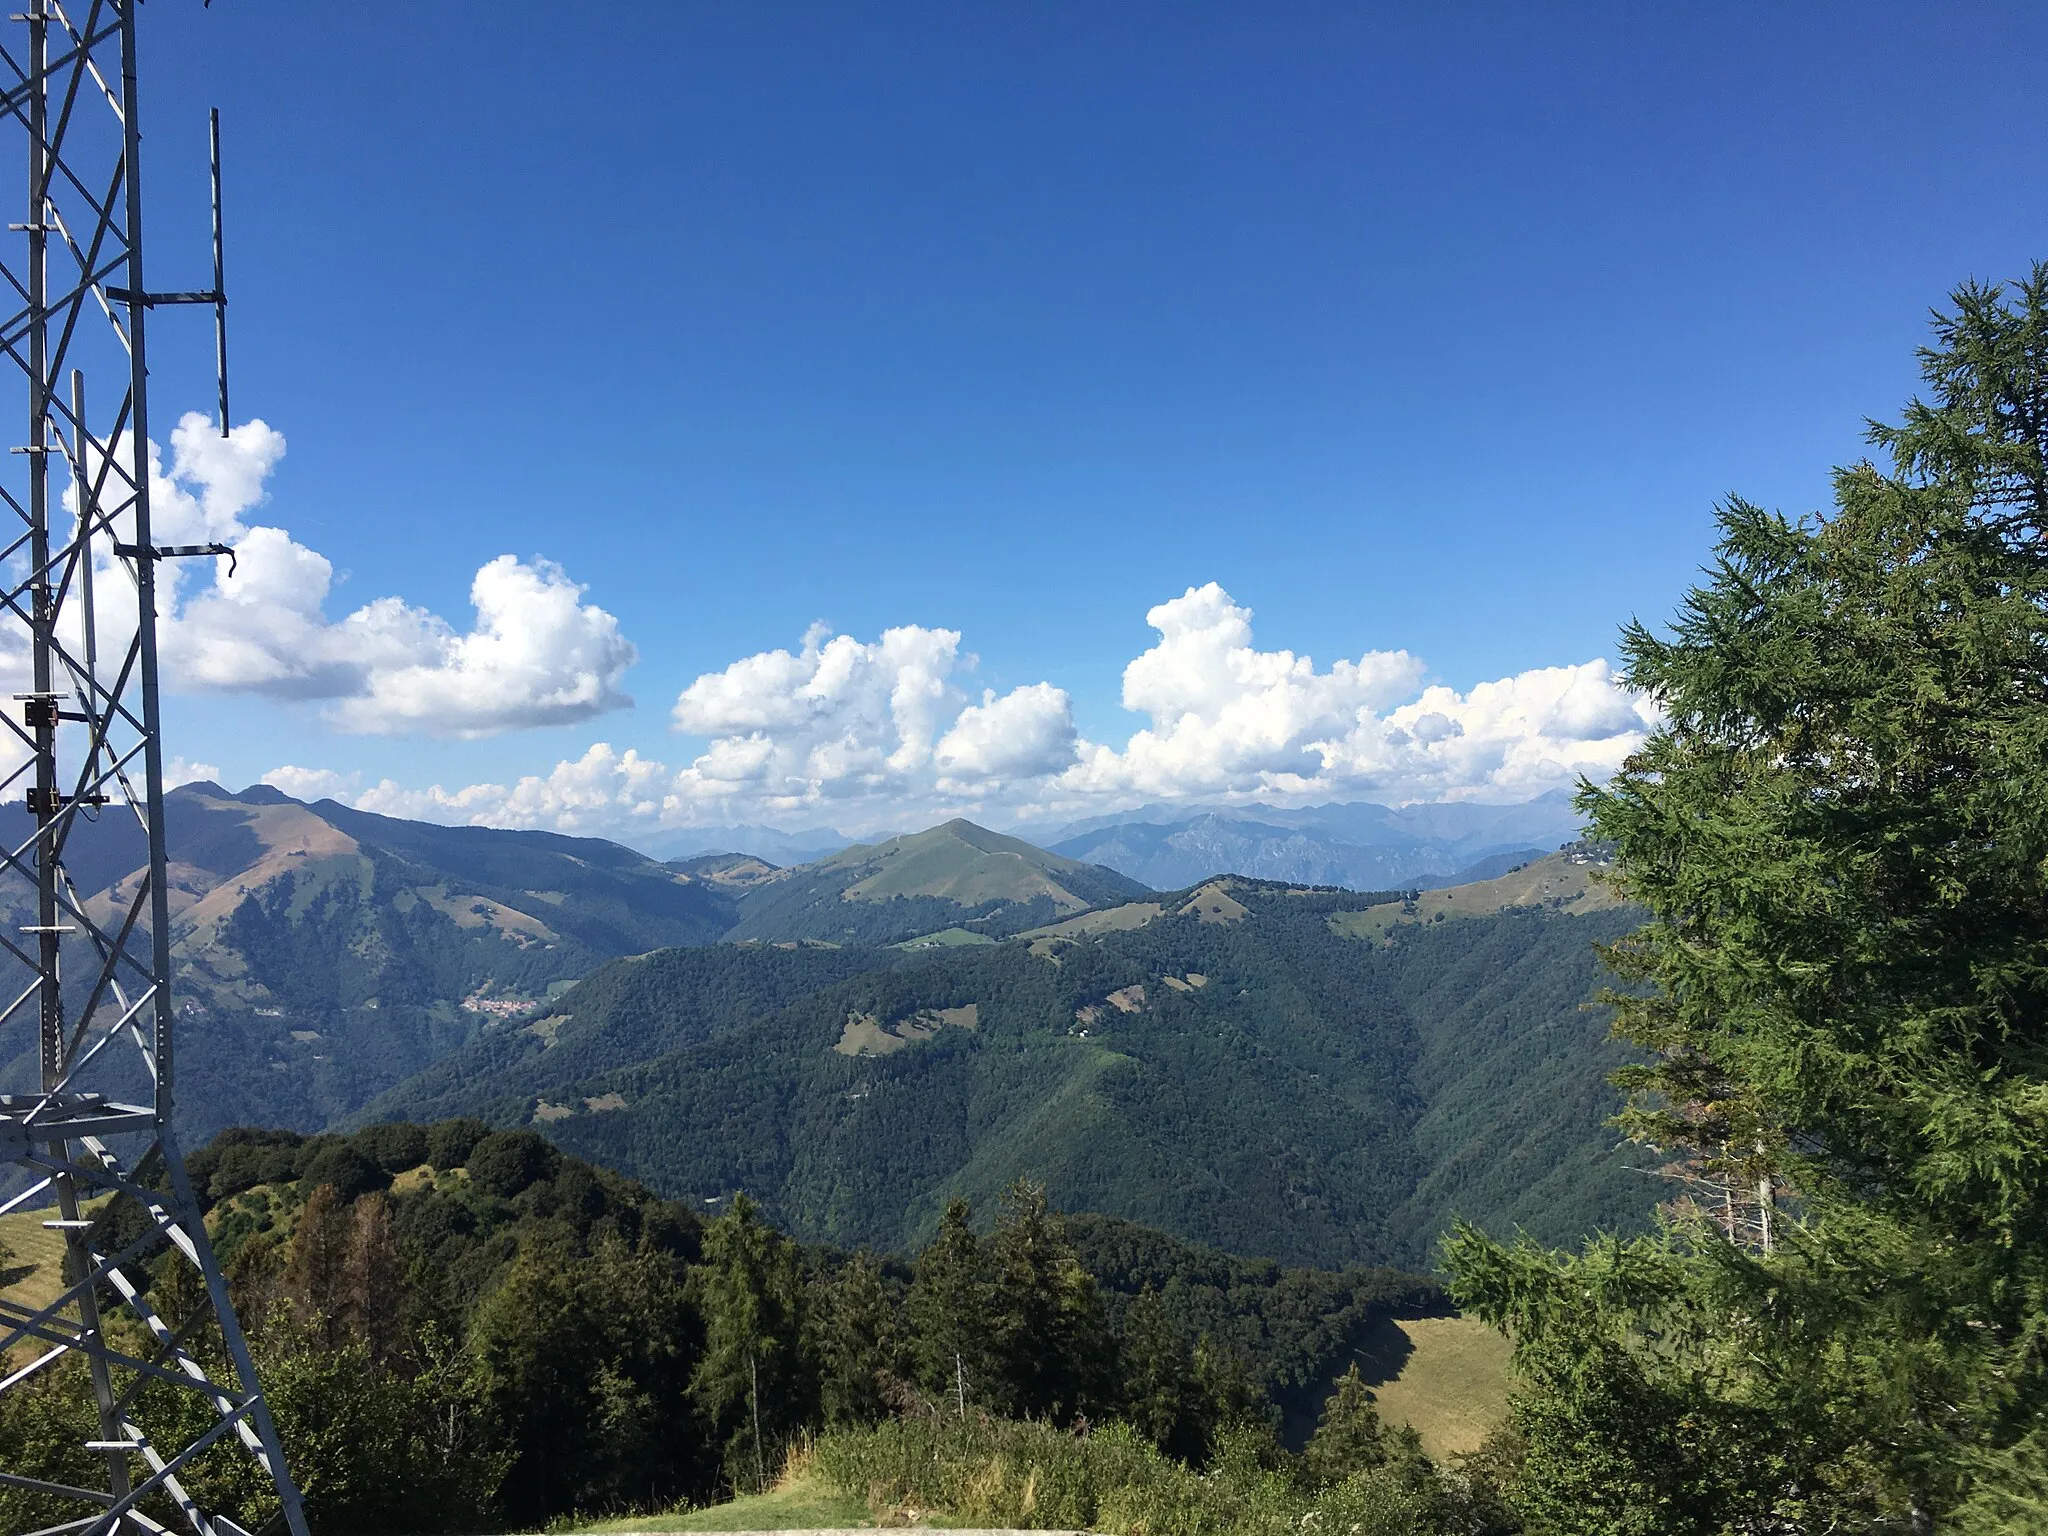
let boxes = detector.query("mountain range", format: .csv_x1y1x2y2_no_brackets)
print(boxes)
0,784,738,1138
0,789,1156,1141
725,819,1152,946
623,791,1586,895
363,854,1643,1268
0,782,1646,1268
1040,792,1585,892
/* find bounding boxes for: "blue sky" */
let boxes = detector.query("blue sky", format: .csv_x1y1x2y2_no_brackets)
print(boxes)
122,2,2048,843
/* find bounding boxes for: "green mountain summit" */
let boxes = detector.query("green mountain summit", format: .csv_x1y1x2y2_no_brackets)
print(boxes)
725,817,1150,946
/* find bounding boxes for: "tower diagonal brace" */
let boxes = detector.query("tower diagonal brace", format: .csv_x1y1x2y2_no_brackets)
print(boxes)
0,4,308,1534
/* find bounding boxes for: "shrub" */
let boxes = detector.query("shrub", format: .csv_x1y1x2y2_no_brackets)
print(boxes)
353,1121,429,1175
466,1129,561,1199
297,1143,388,1203
816,1413,1476,1535
190,1128,305,1206
425,1116,490,1171
0,1363,98,1536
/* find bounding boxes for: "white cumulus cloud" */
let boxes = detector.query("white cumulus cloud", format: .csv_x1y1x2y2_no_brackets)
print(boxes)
1062,582,1427,800
266,743,674,834
1054,584,1653,807
324,556,635,736
163,756,222,790
71,412,633,736
670,622,969,809
936,684,1080,785
262,582,1654,843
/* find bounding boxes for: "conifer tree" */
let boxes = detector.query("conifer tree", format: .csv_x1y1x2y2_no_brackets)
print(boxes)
1191,1334,1267,1435
286,1182,352,1348
985,1179,1110,1423
689,1193,813,1493
224,1232,287,1341
1446,264,2048,1534
1117,1287,1203,1459
341,1191,404,1364
907,1195,995,1414
1302,1364,1431,1492
469,1252,607,1519
815,1252,908,1426
1302,1365,1391,1486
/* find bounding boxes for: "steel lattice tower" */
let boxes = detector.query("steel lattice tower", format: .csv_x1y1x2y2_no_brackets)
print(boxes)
0,4,308,1533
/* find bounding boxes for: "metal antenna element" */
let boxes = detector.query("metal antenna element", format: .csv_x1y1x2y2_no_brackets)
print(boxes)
208,108,225,435
0,6,308,1535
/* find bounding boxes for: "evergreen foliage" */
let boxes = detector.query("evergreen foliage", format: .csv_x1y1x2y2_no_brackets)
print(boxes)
1116,1288,1205,1460
689,1193,815,1493
813,1250,909,1427
1,1118,1453,1532
906,1195,999,1409
1303,1364,1427,1488
1446,265,2048,1531
369,889,1645,1268
983,1179,1113,1421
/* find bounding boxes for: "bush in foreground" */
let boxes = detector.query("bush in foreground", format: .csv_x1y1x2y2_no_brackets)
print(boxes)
815,1412,1516,1535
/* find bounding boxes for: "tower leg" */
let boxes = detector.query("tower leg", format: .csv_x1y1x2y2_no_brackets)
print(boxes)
0,1,309,1530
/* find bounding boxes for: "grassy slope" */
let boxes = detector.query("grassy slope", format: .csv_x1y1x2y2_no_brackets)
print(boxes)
1358,1315,1513,1459
0,1194,112,1342
894,927,997,949
726,823,1150,946
1328,850,1622,942
841,826,1086,909
1021,903,1165,944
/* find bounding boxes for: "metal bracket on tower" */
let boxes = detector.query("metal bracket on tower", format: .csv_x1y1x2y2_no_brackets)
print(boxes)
0,5,306,1534
114,539,239,577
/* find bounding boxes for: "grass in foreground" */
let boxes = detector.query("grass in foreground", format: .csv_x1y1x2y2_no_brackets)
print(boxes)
814,1417,1479,1535
575,1470,871,1531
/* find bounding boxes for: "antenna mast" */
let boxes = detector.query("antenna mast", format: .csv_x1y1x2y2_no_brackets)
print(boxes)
0,5,307,1533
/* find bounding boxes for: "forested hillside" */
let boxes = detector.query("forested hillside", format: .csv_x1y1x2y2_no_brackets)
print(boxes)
1,777,1625,1240
364,876,1648,1268
0,790,1152,1143
0,1120,1453,1534
0,784,745,1143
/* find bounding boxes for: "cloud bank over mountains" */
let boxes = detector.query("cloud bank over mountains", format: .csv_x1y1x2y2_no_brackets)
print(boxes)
267,581,1657,841
5,412,1653,838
